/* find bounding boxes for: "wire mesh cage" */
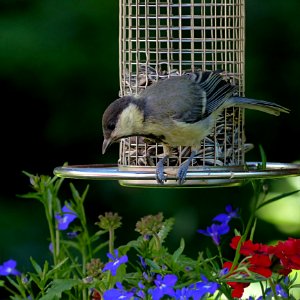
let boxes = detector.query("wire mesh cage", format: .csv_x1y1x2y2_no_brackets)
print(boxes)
118,0,247,174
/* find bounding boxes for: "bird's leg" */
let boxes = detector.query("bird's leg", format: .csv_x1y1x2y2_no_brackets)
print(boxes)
155,155,169,184
155,144,172,184
177,150,197,185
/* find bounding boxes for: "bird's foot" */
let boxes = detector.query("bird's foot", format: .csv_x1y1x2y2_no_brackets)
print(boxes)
155,156,169,184
176,161,190,185
176,151,197,185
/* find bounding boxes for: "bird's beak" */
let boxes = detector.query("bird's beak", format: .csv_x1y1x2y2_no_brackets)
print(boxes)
102,138,112,154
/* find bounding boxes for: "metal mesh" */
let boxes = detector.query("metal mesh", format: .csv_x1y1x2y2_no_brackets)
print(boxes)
118,0,246,168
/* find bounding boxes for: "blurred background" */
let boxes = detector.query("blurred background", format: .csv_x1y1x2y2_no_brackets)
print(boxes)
0,0,300,289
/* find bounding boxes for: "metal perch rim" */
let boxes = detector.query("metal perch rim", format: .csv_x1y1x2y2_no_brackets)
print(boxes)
53,162,300,188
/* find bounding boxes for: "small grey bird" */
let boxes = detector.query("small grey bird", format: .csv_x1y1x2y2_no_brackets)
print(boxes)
102,70,289,184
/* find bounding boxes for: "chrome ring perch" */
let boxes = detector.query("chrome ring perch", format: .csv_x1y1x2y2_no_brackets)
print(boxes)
53,162,300,188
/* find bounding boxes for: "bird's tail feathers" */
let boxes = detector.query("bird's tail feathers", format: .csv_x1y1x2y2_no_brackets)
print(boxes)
227,97,290,116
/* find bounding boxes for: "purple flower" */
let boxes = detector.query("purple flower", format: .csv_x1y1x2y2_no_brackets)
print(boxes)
212,204,239,224
103,282,134,300
103,249,128,276
0,259,20,276
148,274,177,300
55,204,77,231
189,275,219,299
197,223,230,245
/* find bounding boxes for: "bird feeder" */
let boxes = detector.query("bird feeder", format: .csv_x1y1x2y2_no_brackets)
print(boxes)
54,0,300,187
118,0,246,186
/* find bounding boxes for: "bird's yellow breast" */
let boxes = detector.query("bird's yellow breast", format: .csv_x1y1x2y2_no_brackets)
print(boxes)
145,117,215,149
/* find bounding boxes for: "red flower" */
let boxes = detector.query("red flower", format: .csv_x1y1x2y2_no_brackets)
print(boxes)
230,235,242,250
240,240,260,256
222,261,250,299
248,254,272,278
230,236,270,256
269,238,300,272
229,236,273,278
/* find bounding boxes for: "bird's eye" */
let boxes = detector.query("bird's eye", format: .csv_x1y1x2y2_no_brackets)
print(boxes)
107,122,115,131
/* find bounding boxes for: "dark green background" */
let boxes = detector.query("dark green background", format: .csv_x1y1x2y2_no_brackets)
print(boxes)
0,0,299,278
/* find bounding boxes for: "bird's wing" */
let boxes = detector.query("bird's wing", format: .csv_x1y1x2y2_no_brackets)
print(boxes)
194,71,237,119
140,71,237,124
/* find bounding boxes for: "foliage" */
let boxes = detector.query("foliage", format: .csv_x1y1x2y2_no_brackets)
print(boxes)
0,172,300,300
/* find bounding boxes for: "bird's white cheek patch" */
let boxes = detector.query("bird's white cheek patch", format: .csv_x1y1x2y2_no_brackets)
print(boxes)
117,103,144,134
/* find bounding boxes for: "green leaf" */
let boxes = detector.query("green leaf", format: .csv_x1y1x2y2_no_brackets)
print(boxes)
92,240,109,256
60,240,81,251
28,273,44,290
91,230,109,240
290,284,300,289
158,218,175,243
172,238,185,263
30,257,43,276
289,272,298,285
47,258,69,278
39,279,81,300
256,189,300,211
145,258,161,273
0,280,4,287
110,263,127,287
18,192,43,202
69,182,89,205
10,296,29,300
258,144,267,169
6,276,25,295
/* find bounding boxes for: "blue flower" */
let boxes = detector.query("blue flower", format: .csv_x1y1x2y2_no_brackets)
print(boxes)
148,274,177,300
138,255,147,270
197,223,230,245
219,266,229,276
67,231,80,239
103,282,134,300
275,284,288,298
49,242,54,253
256,284,288,300
103,249,128,276
174,287,195,299
189,275,219,299
0,259,20,276
135,281,146,299
275,284,289,298
55,204,77,231
212,204,239,224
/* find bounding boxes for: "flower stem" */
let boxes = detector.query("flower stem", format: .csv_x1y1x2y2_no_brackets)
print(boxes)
217,245,224,265
153,233,161,251
45,202,58,268
231,180,262,271
109,228,115,254
269,278,280,300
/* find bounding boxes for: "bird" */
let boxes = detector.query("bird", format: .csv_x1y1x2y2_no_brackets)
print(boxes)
101,70,290,184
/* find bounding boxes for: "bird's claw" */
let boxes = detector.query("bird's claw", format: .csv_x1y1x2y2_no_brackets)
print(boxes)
156,169,167,184
176,162,189,185
155,156,168,184
176,151,196,185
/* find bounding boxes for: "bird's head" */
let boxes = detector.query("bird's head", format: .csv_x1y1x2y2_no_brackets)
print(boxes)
101,96,145,154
